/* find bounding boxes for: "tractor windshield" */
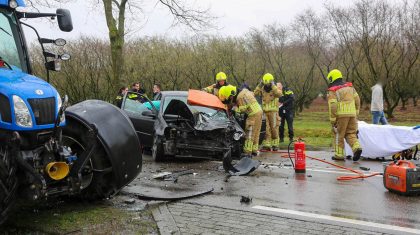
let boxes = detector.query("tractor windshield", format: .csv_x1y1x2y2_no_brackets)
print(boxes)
0,8,24,70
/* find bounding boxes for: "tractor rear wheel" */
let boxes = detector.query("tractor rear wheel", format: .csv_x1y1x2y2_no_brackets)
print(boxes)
62,119,118,200
0,146,18,225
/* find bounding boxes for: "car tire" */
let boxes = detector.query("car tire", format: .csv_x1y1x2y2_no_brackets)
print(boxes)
0,146,18,225
152,136,165,162
63,119,119,200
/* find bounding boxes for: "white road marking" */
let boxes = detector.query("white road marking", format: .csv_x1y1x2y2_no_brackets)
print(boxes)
253,205,420,234
264,165,382,177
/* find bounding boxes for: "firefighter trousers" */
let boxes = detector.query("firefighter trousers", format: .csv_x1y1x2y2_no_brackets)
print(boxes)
262,111,280,148
334,116,361,158
243,111,263,154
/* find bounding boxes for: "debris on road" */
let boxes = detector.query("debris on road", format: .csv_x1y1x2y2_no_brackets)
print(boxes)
228,157,261,176
124,198,136,205
359,166,370,171
152,169,195,182
240,196,252,204
134,188,214,201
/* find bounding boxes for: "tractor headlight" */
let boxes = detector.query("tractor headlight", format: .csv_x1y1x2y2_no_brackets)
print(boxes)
9,0,18,8
57,92,65,123
233,132,243,141
13,95,32,128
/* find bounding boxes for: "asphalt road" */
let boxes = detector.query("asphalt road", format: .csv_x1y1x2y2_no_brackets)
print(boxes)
122,151,420,234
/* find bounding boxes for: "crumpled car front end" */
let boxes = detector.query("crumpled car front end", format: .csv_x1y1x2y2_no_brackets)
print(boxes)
158,99,243,160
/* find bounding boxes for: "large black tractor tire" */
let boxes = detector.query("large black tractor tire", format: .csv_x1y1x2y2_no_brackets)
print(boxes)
152,136,165,162
0,147,18,225
63,119,118,200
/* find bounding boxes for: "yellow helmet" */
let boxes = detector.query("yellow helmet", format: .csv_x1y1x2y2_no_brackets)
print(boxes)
218,85,237,102
216,72,227,82
262,73,274,85
327,69,343,84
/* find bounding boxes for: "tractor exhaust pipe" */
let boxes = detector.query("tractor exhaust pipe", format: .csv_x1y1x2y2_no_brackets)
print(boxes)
45,162,69,180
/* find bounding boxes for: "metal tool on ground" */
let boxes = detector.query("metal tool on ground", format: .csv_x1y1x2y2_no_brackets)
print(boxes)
384,160,420,195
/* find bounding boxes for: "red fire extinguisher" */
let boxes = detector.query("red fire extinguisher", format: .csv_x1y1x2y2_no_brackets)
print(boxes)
294,139,306,173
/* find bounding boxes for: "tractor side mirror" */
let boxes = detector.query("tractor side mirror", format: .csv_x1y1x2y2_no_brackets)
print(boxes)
60,53,71,61
39,38,67,46
56,9,73,32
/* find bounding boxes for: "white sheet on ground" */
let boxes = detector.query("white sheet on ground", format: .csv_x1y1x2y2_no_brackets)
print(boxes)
345,121,420,159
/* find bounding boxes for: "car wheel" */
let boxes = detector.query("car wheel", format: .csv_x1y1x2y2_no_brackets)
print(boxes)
152,136,165,162
0,146,18,225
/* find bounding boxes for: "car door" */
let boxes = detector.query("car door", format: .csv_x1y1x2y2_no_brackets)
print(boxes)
121,93,157,147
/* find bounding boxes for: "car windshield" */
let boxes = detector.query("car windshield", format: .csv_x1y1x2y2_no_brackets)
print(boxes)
163,95,228,120
123,99,160,114
0,9,23,70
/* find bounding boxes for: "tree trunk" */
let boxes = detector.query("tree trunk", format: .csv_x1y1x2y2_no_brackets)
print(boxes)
401,98,407,111
413,97,418,107
102,0,127,89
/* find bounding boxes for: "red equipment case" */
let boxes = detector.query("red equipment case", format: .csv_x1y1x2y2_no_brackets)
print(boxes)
383,160,420,195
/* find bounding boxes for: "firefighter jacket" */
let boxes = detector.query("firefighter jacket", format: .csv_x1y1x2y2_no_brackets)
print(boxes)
254,84,282,112
327,82,360,124
236,88,262,116
279,88,294,114
203,83,228,96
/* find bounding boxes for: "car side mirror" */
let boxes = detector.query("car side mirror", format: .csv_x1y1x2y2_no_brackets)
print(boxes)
56,9,73,32
142,110,156,118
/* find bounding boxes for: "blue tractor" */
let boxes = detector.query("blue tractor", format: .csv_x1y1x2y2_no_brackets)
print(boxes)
0,0,142,224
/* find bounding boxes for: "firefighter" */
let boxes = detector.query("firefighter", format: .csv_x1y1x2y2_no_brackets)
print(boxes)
254,73,282,151
327,69,362,161
219,85,263,156
202,72,228,96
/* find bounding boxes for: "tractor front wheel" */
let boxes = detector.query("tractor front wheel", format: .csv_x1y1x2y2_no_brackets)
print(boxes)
0,146,18,225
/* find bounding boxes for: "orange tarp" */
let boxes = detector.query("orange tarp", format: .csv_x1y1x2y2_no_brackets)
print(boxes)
187,89,226,110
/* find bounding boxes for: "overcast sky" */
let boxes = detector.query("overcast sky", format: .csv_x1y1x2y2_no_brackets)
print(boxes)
21,0,355,43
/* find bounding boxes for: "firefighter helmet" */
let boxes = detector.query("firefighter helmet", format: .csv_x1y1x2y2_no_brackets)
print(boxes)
216,72,227,81
327,69,343,84
218,85,237,102
262,73,274,85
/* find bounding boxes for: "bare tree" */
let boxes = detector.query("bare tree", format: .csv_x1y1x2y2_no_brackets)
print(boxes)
28,0,214,89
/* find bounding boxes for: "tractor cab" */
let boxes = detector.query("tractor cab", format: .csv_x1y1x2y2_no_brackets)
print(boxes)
0,0,73,132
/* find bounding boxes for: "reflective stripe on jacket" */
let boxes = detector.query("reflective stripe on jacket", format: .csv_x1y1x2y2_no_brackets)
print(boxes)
328,82,360,123
237,89,262,116
203,84,220,96
254,84,282,112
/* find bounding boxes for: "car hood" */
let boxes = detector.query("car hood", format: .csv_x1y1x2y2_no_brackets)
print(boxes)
163,99,241,132
187,89,226,110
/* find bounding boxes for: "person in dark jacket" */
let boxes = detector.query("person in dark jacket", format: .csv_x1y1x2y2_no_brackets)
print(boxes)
153,84,162,101
279,84,294,143
115,86,128,108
